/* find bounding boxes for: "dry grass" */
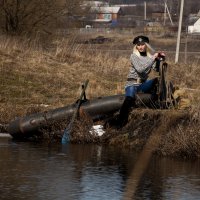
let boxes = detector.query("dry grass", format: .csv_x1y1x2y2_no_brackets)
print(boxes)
0,33,130,121
158,106,200,158
0,31,200,158
106,109,200,158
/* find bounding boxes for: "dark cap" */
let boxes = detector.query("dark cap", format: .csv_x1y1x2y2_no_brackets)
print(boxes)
133,35,149,45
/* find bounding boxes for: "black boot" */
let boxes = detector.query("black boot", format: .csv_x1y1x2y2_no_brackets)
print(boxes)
117,96,135,128
103,96,135,129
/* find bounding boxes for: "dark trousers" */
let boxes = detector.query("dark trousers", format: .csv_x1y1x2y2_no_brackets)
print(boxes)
125,79,156,98
118,78,157,127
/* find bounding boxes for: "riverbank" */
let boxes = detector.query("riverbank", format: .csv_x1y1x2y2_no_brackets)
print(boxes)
0,32,200,158
106,109,200,159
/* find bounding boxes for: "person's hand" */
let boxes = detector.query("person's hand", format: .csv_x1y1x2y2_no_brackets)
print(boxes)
158,52,165,57
153,53,159,60
153,52,166,60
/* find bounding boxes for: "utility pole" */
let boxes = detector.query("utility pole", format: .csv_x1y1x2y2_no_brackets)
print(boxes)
175,0,184,64
164,2,167,25
144,1,146,21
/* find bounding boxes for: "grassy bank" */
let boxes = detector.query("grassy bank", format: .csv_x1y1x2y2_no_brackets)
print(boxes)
0,32,200,158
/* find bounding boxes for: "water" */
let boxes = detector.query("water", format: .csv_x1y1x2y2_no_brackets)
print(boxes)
0,137,200,200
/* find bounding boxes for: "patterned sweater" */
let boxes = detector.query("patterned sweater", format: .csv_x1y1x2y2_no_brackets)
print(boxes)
125,53,155,88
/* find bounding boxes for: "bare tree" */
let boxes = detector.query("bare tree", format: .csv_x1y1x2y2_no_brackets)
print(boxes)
0,0,83,34
62,0,89,28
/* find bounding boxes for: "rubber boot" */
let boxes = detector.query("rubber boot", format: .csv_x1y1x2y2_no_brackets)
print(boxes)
117,96,135,128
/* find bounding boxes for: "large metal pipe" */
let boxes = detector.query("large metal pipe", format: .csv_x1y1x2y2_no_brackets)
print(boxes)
8,94,152,138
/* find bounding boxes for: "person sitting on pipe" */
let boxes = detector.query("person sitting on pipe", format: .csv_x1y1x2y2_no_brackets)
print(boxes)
109,35,165,129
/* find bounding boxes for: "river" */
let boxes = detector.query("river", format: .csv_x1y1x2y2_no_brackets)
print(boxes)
0,137,200,200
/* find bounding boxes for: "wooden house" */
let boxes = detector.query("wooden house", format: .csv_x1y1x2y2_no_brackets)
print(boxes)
89,6,122,27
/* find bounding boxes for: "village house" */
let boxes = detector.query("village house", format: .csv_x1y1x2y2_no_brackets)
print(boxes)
81,1,122,28
81,1,175,30
88,6,122,27
188,10,200,34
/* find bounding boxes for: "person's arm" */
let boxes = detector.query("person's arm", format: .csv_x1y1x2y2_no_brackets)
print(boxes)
130,52,165,73
130,53,155,73
152,52,166,70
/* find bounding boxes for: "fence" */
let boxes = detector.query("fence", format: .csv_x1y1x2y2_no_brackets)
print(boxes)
57,27,146,36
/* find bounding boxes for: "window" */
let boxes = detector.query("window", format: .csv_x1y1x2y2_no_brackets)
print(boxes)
104,14,112,20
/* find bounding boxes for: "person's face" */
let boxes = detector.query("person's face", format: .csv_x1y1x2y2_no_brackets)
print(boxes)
136,43,147,52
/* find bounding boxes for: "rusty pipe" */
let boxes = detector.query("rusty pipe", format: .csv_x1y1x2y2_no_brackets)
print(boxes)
8,94,152,138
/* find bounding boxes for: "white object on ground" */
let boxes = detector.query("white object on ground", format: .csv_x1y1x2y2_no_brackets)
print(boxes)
0,133,12,138
89,125,105,136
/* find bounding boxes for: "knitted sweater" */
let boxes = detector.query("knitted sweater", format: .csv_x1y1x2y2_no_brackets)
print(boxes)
125,53,155,88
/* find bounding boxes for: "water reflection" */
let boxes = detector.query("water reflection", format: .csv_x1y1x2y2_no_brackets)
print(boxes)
0,138,200,200
133,157,200,200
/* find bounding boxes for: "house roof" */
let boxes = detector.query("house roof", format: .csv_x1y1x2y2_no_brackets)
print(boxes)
194,18,200,25
90,6,121,14
188,16,200,25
